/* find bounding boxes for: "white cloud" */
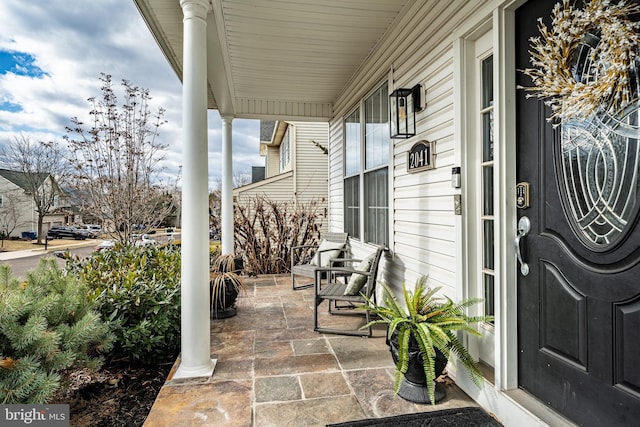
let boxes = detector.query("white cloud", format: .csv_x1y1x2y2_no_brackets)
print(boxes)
0,0,261,190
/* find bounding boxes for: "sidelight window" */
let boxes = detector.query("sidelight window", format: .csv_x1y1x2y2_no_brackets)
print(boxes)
480,55,495,321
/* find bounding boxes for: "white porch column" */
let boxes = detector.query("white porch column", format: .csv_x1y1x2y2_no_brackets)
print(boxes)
221,115,235,255
175,0,215,379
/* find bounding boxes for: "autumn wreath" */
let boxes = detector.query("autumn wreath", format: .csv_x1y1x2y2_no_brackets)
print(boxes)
522,0,640,123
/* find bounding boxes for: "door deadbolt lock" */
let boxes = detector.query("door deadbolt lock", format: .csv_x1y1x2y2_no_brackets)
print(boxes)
516,182,530,209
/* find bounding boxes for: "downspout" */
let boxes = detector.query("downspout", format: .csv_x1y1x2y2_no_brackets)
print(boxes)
292,124,298,207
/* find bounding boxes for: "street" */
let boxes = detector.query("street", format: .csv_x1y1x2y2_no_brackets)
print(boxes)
0,245,95,279
0,232,180,279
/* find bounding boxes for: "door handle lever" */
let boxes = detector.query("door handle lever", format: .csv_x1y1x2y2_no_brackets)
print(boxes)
515,216,531,276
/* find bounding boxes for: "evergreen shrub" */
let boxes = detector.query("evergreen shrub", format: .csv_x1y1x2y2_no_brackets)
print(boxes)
0,259,113,403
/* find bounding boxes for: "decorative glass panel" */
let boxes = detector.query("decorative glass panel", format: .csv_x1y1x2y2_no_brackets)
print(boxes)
558,33,640,249
560,116,639,248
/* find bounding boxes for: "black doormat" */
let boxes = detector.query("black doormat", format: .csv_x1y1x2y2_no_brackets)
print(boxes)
327,407,502,427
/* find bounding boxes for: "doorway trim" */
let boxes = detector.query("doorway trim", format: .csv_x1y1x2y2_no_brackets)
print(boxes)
454,2,578,425
454,2,519,392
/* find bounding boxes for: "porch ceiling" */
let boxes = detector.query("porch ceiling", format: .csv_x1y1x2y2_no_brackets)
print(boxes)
133,0,410,120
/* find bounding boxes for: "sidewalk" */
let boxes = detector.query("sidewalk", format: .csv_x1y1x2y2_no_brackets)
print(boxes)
0,230,176,261
0,240,97,261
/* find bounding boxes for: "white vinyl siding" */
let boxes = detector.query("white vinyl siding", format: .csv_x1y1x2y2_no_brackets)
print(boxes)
234,172,294,204
328,0,485,297
235,121,329,233
293,122,329,207
328,119,345,233
265,146,280,178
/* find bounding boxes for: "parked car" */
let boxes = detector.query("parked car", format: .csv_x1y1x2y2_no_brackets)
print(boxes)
47,226,88,240
134,234,158,247
78,224,102,238
94,240,116,252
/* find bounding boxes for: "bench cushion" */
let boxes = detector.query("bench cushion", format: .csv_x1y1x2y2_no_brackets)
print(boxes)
343,253,376,295
310,239,345,267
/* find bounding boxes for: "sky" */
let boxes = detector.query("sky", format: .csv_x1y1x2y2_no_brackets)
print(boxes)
0,0,262,190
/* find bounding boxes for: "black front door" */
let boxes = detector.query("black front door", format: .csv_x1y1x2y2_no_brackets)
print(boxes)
516,1,640,426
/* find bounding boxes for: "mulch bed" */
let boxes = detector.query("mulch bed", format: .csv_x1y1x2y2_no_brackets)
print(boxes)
53,360,173,426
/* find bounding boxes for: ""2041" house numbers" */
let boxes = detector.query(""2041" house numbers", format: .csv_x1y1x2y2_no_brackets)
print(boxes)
407,140,435,173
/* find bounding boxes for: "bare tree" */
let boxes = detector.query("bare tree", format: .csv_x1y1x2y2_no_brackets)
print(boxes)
208,170,251,235
0,135,69,244
233,169,251,188
64,74,176,243
209,187,221,234
0,190,29,248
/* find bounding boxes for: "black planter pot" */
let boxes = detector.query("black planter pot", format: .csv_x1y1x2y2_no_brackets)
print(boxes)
233,256,244,273
211,278,239,319
387,328,448,404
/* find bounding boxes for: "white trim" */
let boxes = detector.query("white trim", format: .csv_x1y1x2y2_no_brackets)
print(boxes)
495,1,519,392
473,29,496,369
453,1,577,426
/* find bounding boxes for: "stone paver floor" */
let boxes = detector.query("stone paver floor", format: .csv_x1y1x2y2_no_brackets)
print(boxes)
144,274,477,426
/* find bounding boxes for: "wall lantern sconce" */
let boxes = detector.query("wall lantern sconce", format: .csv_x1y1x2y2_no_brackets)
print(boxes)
389,84,422,139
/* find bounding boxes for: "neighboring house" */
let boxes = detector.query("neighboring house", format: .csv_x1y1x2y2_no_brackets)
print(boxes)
0,169,75,238
233,120,328,230
137,1,640,425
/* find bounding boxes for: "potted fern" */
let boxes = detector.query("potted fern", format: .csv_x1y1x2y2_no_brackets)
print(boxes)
210,254,245,319
362,276,492,404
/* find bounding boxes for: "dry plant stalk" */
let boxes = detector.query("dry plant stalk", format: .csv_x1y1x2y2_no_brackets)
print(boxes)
234,196,324,275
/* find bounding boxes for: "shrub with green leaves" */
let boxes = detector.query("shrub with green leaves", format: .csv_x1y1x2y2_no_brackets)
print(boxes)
69,244,181,365
0,259,113,403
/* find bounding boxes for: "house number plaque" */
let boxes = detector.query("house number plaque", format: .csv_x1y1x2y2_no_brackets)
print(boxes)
407,140,435,173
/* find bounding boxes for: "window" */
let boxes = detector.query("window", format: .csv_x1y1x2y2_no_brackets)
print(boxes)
0,194,3,208
280,128,290,172
480,55,494,321
343,83,389,246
